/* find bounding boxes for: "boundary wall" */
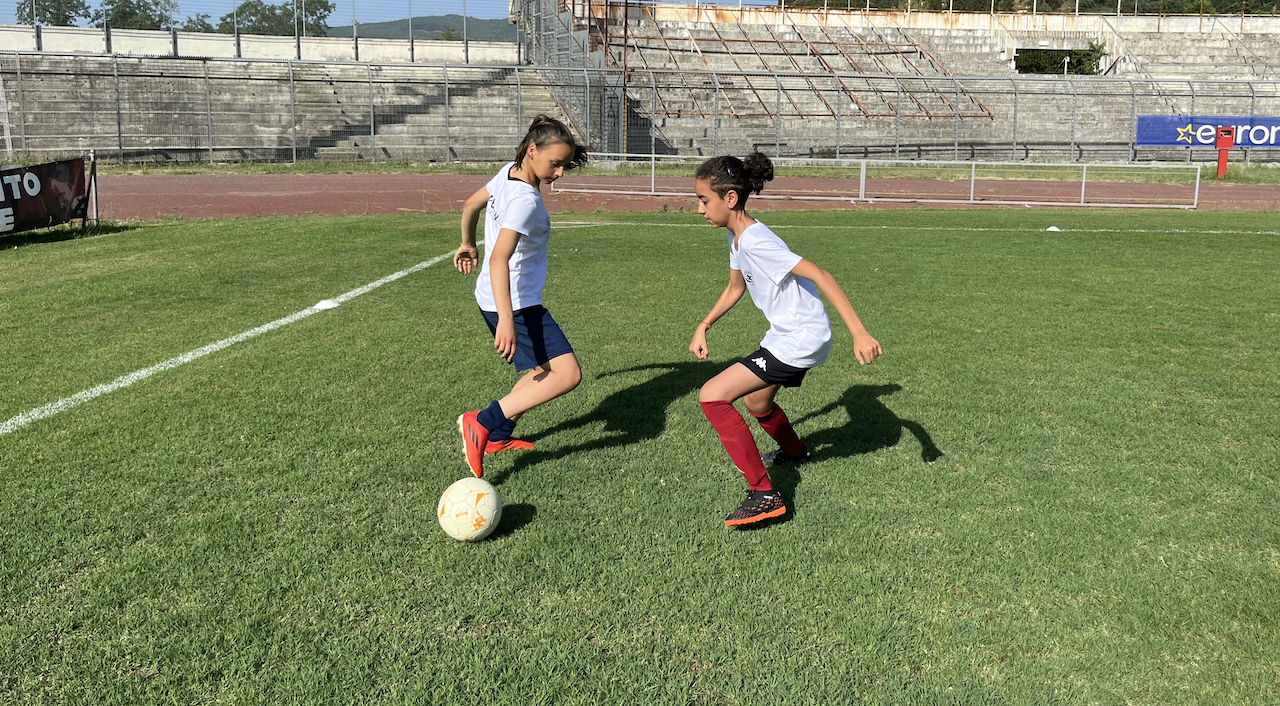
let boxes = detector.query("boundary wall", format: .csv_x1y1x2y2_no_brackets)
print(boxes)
0,25,518,65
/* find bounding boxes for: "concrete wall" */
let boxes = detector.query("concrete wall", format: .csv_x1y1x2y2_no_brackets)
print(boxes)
0,24,519,65
0,54,572,163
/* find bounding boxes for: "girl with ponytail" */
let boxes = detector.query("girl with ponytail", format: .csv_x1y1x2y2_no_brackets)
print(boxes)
689,152,883,527
452,115,588,479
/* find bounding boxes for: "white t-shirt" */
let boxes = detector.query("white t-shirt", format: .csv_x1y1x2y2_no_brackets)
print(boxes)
728,222,832,368
475,162,552,312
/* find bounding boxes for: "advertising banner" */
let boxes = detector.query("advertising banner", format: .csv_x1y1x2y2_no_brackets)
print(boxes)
0,158,90,235
1137,116,1280,148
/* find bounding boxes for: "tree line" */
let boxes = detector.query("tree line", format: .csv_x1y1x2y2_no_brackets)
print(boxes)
15,0,336,35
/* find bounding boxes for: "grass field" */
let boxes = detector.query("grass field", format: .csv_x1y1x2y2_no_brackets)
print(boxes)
2,209,1278,704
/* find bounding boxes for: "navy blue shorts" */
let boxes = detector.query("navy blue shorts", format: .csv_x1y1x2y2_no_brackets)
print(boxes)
739,347,810,388
480,305,575,372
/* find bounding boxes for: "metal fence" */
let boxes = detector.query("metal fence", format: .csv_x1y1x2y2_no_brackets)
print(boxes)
1,51,1278,164
552,153,1203,208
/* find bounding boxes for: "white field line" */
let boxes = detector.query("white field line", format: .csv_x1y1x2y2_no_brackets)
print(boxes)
554,222,1280,236
1,252,452,437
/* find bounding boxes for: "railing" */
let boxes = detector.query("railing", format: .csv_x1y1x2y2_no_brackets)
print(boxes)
553,153,1203,209
1212,17,1278,81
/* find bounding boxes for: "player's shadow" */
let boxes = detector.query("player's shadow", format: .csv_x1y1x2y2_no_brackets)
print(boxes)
735,384,940,529
0,222,133,251
793,384,942,465
486,361,710,485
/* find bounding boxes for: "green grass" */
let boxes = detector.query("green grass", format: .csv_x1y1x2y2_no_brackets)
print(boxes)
2,210,1278,704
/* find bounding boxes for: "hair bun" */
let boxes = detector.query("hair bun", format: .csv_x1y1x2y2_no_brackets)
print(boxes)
529,114,557,130
742,152,774,195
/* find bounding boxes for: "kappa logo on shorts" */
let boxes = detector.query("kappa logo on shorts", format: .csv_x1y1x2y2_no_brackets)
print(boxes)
743,272,754,284
752,356,768,371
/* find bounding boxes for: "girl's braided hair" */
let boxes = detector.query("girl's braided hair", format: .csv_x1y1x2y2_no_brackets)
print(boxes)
514,115,590,169
695,152,774,205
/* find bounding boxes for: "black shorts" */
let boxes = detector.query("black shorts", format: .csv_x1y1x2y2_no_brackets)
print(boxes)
739,347,810,388
480,305,575,372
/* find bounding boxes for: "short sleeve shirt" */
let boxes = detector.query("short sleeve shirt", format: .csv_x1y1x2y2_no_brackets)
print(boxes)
729,222,832,368
475,162,552,312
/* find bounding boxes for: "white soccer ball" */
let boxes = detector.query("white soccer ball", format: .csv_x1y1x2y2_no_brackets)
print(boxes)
437,477,503,542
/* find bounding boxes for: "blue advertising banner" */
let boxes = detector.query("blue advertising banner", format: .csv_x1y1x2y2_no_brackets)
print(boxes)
1137,116,1280,148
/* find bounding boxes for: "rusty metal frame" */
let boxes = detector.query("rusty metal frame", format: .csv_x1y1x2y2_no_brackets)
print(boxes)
728,20,805,116
585,2,1003,121
640,15,708,116
786,21,883,118
705,22,774,116
759,22,837,117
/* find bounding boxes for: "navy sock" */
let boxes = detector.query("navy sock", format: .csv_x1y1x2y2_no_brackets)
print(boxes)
488,417,518,442
476,400,509,434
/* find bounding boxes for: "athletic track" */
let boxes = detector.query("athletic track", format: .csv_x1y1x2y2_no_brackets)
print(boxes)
96,173,1280,220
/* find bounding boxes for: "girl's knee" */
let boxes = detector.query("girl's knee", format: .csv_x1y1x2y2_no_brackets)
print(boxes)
699,381,727,404
554,356,582,390
742,391,774,417
564,364,582,391
743,399,770,417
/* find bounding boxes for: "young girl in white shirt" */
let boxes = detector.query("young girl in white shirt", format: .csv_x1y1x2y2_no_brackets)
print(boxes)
453,115,588,478
689,153,883,527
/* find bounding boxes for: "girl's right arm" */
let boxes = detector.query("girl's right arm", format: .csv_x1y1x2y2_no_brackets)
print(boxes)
454,186,489,274
487,228,523,363
689,269,747,360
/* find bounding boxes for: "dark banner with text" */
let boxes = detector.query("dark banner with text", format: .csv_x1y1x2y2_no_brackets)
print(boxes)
0,158,89,235
1137,116,1280,148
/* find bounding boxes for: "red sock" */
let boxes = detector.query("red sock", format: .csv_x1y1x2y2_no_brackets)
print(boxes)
700,400,773,491
751,404,806,456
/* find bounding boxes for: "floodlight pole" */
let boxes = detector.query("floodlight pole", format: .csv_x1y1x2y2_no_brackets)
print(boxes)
409,0,414,62
463,0,469,63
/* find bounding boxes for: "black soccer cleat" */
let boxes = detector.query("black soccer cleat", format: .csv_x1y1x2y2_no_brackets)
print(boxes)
761,446,812,468
724,489,787,527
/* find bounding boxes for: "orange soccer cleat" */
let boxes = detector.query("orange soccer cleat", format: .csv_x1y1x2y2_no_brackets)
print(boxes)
485,438,536,454
724,490,787,527
457,411,491,478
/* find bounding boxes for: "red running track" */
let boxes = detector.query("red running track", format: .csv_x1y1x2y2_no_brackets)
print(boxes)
95,173,1280,220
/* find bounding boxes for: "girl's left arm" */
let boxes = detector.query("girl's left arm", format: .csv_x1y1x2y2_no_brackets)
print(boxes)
791,259,882,365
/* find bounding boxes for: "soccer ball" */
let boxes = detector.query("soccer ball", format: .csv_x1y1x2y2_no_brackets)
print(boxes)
437,477,503,542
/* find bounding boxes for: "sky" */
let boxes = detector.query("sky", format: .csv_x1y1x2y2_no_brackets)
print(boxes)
2,0,783,33
1,0,513,28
